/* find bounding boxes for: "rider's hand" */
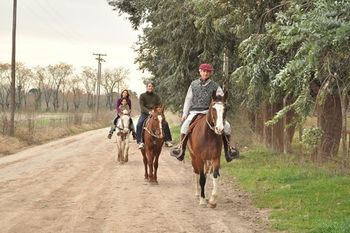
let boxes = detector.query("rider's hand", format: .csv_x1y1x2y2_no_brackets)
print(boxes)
181,116,186,122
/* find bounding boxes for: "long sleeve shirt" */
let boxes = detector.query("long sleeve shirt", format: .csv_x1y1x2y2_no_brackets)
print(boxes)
115,98,132,113
139,91,161,114
182,78,224,118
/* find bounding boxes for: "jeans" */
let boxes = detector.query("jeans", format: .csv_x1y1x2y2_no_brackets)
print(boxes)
136,113,172,144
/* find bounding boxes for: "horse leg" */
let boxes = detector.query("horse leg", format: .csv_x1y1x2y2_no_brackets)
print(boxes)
124,140,129,162
199,171,207,206
148,157,155,183
208,168,220,208
142,153,148,180
153,155,159,184
194,173,200,197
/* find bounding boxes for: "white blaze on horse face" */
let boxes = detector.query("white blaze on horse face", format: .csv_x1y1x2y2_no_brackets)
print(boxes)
118,114,130,134
157,114,164,138
213,102,224,134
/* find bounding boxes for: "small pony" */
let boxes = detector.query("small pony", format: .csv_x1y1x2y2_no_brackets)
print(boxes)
140,106,165,184
187,91,228,208
115,110,131,164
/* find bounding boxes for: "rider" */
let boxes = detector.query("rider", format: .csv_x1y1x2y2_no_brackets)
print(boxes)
170,63,239,162
108,90,136,139
136,82,173,149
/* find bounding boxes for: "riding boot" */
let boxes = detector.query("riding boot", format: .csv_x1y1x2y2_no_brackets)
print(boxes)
107,125,115,139
223,134,240,162
132,131,136,140
129,119,136,140
170,134,188,161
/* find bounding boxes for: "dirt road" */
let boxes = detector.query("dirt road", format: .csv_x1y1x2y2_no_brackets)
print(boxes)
0,128,269,233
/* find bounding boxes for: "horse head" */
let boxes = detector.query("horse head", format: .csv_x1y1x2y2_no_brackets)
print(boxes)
147,105,165,139
116,111,131,136
208,91,228,135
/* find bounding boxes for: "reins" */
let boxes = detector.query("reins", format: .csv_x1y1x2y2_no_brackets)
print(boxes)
206,101,224,132
143,114,164,139
116,113,131,140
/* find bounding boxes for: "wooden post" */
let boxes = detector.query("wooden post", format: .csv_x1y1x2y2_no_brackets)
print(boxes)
9,0,17,136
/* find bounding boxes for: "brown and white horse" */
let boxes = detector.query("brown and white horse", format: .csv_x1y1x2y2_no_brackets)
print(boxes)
115,110,131,164
188,91,228,208
141,106,165,184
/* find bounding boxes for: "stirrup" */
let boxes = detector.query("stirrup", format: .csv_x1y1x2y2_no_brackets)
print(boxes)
225,147,240,162
170,147,184,160
138,143,144,149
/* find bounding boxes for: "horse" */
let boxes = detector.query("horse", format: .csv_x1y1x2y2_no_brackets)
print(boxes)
187,91,228,208
115,110,131,164
140,106,165,184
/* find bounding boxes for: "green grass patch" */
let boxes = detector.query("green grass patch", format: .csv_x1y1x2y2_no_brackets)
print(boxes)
171,125,181,142
222,149,350,233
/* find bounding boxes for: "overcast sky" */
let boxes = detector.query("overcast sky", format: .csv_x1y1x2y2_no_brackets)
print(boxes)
0,0,147,96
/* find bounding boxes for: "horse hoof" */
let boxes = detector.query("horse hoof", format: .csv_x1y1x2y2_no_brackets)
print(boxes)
199,198,208,206
207,202,217,208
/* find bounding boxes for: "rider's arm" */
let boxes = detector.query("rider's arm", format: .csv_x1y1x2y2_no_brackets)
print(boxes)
116,98,121,113
139,94,149,114
182,85,193,119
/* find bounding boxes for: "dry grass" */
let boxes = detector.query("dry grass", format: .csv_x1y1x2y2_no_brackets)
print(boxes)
0,135,27,156
0,111,111,156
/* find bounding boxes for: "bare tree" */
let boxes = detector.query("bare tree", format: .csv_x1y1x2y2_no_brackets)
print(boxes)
0,63,11,110
48,63,73,112
15,62,32,110
41,66,54,112
31,66,47,111
101,67,129,110
81,66,97,111
70,75,83,111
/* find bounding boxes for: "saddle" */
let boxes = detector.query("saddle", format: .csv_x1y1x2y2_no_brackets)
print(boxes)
187,114,205,134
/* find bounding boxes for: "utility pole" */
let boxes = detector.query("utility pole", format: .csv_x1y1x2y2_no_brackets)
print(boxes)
93,53,106,119
9,0,17,136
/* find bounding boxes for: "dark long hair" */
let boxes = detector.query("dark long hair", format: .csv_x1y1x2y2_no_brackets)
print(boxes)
120,89,130,98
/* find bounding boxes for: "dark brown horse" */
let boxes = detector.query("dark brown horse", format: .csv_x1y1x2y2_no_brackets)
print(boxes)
187,91,228,208
141,106,165,184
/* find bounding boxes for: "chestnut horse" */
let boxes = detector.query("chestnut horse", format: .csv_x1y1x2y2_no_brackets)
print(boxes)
141,106,165,184
187,91,228,208
115,110,131,164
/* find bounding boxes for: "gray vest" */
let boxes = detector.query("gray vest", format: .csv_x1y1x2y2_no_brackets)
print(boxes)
190,79,219,111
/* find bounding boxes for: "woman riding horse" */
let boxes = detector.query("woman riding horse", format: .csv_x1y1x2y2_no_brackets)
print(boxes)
115,110,132,163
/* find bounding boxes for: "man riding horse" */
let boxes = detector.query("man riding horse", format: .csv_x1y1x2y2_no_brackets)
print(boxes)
171,63,239,162
136,82,173,149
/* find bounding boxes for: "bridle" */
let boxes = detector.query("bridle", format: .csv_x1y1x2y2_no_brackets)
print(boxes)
144,112,164,139
206,101,225,134
116,113,130,140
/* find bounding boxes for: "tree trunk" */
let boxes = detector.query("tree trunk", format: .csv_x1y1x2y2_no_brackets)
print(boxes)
340,92,348,163
317,93,342,158
262,102,272,147
255,107,264,140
